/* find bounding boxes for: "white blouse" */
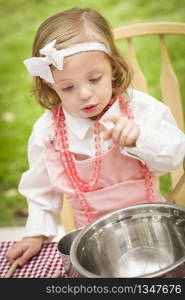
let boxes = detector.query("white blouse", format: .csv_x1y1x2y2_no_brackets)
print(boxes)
19,89,185,240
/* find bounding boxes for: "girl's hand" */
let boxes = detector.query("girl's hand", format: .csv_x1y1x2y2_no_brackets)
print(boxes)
103,116,140,148
6,236,47,267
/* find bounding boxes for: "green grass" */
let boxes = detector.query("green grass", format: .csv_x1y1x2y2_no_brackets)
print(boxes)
0,0,185,226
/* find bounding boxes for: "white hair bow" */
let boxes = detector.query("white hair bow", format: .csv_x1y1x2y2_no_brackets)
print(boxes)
24,40,63,83
23,40,109,83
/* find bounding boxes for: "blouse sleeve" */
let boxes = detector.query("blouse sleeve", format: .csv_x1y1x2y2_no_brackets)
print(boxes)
121,90,185,175
18,129,63,241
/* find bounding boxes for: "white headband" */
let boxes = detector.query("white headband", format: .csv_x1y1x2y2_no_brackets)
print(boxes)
23,40,109,83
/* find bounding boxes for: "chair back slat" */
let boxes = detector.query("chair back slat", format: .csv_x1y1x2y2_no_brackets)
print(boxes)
60,194,75,233
127,38,148,93
159,35,184,132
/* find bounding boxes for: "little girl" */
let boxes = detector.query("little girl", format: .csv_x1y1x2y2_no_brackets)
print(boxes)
6,7,185,267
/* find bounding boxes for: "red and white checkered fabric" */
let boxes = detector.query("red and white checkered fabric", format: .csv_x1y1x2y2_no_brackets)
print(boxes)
0,241,68,278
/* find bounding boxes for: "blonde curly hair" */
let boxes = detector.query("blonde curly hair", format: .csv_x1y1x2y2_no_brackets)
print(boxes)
31,7,133,110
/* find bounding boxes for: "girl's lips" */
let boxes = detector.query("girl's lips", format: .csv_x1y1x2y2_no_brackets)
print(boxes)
81,104,98,113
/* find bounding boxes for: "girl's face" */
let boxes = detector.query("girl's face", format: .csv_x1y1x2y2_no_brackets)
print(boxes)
51,51,113,118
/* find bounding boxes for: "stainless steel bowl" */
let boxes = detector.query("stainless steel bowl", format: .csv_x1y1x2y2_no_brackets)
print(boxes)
70,203,185,278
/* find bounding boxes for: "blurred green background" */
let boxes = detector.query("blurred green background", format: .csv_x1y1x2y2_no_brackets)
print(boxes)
0,0,185,226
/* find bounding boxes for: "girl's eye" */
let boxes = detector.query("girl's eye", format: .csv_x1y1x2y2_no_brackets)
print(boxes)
62,86,73,92
90,76,102,83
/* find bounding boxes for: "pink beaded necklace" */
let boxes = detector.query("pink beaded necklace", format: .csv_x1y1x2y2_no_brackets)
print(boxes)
52,95,154,225
119,96,154,202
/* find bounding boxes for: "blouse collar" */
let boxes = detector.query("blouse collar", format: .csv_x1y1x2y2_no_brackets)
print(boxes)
62,98,120,140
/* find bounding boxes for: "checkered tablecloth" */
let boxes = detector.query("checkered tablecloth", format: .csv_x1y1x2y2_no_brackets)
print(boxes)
0,241,68,278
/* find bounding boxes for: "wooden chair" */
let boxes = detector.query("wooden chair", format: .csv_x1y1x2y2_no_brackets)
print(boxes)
61,22,185,233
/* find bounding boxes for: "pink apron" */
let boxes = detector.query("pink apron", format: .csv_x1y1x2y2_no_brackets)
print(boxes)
45,141,164,228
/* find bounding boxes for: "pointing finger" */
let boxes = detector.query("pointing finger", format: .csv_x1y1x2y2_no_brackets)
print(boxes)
112,119,127,144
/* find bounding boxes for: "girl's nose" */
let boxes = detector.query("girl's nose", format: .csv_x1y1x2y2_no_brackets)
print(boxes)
79,85,92,101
